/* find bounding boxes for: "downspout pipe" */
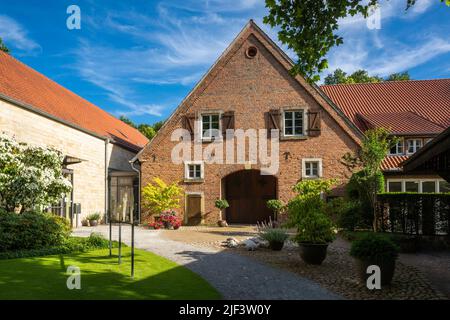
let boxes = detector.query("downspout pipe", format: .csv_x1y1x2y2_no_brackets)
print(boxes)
105,138,110,223
130,159,141,224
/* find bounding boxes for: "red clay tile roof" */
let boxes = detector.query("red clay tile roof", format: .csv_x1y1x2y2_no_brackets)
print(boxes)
321,79,450,133
357,111,445,135
381,155,410,171
0,51,148,150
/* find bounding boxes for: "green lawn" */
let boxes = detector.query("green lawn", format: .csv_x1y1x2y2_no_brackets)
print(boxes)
0,248,221,300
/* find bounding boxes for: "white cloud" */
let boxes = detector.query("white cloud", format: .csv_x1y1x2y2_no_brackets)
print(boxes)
0,15,40,54
71,1,269,117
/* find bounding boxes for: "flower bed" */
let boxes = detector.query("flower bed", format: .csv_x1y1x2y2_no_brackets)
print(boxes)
148,210,181,230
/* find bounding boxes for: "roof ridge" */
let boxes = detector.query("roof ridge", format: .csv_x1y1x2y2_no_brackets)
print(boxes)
320,78,450,87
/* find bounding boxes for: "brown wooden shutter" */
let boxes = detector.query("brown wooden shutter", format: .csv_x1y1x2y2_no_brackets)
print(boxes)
265,109,281,138
307,110,321,137
222,111,235,138
182,113,196,139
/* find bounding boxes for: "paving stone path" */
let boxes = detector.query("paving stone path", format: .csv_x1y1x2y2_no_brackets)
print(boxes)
73,226,341,300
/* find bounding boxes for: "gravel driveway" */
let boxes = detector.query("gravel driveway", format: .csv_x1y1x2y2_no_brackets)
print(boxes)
73,225,341,300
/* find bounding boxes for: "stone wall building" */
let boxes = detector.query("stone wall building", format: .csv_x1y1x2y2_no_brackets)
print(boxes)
0,51,148,226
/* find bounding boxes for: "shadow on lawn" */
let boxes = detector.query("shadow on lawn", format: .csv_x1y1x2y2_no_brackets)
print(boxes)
0,250,220,300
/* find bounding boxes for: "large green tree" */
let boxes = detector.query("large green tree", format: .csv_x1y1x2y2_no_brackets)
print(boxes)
0,37,10,54
342,128,398,231
264,0,450,82
324,69,411,84
118,115,164,140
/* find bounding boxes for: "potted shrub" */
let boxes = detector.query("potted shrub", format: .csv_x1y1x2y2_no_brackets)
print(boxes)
215,199,229,227
258,227,289,251
286,179,337,265
86,213,101,227
295,212,336,264
266,199,284,221
350,233,399,285
81,219,89,227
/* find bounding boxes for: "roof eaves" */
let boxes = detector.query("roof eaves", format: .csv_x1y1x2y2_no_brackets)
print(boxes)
0,92,108,142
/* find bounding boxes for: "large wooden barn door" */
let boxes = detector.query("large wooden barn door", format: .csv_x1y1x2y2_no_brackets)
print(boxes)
225,170,276,224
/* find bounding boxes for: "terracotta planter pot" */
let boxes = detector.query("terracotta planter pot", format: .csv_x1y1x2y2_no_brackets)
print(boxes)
269,241,284,251
299,242,329,265
81,220,89,227
355,257,396,286
88,220,98,227
218,220,228,227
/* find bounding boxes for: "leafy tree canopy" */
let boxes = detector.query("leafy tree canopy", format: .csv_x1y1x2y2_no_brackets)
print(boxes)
324,69,411,84
118,115,164,140
264,0,449,82
0,37,10,54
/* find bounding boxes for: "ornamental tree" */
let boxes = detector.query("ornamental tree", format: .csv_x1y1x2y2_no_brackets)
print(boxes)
0,133,72,213
264,0,450,82
142,177,183,216
342,127,398,231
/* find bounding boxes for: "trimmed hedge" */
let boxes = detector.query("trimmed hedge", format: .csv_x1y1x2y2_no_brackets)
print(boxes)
0,211,71,251
0,233,123,260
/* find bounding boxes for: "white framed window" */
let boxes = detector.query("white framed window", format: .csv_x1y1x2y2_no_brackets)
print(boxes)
283,110,305,137
406,139,422,154
386,179,445,193
389,139,404,155
302,158,322,178
201,113,221,140
184,161,204,180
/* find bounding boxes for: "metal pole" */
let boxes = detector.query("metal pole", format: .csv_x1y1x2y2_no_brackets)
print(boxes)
109,218,112,257
131,222,135,279
118,221,122,265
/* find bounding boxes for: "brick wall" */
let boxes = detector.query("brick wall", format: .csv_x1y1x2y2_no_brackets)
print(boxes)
140,25,360,224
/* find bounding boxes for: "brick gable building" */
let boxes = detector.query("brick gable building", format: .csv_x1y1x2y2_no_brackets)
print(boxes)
136,21,362,225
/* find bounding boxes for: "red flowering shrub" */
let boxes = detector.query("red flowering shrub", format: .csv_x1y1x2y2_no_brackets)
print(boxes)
159,210,182,229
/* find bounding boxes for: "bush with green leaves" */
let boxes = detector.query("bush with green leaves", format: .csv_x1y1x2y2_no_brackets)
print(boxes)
142,178,183,217
0,233,122,260
266,199,284,219
0,133,72,213
86,212,101,221
214,199,229,210
327,198,363,232
294,211,336,244
350,233,399,261
259,228,289,243
287,179,337,244
0,211,71,251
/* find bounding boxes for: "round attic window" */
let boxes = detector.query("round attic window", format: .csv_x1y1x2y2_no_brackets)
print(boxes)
246,46,258,58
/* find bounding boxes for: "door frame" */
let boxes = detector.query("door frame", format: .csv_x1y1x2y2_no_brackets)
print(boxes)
184,192,205,225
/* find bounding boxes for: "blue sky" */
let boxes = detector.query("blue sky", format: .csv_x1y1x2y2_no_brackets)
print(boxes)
1,0,449,125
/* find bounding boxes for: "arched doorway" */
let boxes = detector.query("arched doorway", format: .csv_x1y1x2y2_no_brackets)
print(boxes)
223,169,277,224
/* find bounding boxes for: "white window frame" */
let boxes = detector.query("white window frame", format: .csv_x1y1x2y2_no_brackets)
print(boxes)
200,112,222,141
385,178,446,193
406,139,423,155
184,161,204,181
302,158,323,179
282,108,307,138
389,138,404,155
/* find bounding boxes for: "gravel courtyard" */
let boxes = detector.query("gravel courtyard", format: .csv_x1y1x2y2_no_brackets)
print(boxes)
159,225,449,300
73,225,449,300
73,225,340,300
